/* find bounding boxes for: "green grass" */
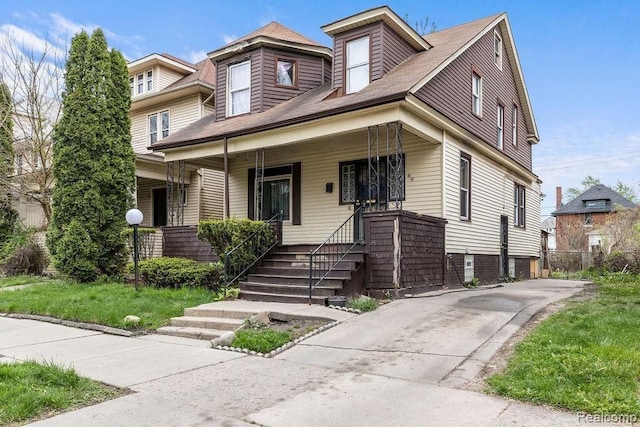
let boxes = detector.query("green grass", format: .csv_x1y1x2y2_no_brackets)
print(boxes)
0,275,54,288
0,360,123,425
487,273,640,416
0,278,217,330
232,329,292,353
347,295,378,312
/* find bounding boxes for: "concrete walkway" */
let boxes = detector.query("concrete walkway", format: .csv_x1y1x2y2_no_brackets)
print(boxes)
0,279,612,426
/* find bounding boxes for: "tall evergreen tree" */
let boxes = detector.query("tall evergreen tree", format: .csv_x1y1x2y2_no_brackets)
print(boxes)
0,82,17,244
47,29,135,281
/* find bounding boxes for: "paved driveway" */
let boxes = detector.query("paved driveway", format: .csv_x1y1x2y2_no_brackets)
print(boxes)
0,279,597,426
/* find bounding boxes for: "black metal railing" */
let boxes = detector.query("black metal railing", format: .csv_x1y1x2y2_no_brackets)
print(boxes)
223,211,283,287
308,207,364,304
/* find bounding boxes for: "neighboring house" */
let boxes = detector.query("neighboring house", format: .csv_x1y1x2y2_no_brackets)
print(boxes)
540,217,556,251
553,184,636,252
152,6,541,297
127,53,224,257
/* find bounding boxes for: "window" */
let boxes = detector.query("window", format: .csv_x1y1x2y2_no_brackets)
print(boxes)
32,152,40,170
340,156,405,205
261,176,290,220
129,77,134,96
133,69,153,96
514,184,525,227
276,59,296,87
146,70,153,92
585,199,607,209
15,153,23,174
494,30,503,69
512,104,518,146
228,60,251,116
460,154,471,219
471,72,482,116
346,36,370,94
584,212,592,225
149,110,169,144
137,73,144,95
497,104,504,149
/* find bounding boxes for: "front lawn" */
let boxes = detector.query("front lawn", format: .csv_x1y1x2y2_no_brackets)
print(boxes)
487,272,640,416
0,360,123,425
0,277,217,330
0,275,56,288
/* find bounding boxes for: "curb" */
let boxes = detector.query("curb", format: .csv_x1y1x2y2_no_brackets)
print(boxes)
1,313,137,337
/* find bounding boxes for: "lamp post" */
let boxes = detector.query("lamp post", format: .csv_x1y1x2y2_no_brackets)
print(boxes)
126,208,143,290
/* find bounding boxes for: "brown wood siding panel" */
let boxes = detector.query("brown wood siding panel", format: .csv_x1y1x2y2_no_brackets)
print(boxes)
381,24,417,74
514,257,530,280
323,58,332,84
416,25,532,171
332,23,383,89
364,211,445,290
161,225,218,262
261,47,325,111
444,253,499,287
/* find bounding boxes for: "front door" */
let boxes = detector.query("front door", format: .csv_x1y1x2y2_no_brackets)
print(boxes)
152,188,167,227
500,215,509,278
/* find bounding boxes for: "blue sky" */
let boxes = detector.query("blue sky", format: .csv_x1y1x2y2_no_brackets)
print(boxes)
2,0,640,221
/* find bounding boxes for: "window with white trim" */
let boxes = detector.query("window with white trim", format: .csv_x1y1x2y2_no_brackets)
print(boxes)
146,70,153,92
514,184,525,227
494,30,503,69
460,154,471,219
497,104,504,149
346,36,370,94
129,77,134,96
137,73,144,95
512,104,518,146
227,60,251,116
149,110,169,144
133,69,153,96
472,72,482,116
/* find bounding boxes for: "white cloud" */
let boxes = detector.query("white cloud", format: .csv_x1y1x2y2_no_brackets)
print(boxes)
222,33,237,44
187,50,208,64
0,24,65,58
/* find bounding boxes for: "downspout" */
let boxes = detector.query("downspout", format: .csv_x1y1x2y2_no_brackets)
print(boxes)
224,137,229,219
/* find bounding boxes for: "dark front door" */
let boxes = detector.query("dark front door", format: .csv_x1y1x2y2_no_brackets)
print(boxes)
153,187,167,227
500,215,509,277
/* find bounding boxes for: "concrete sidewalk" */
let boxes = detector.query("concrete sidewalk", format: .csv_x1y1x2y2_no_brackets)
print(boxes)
0,279,613,426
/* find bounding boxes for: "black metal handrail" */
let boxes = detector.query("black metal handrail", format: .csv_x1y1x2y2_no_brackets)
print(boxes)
223,211,283,287
308,206,364,304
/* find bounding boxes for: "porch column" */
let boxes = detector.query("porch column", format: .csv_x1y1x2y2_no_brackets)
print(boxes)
224,137,229,219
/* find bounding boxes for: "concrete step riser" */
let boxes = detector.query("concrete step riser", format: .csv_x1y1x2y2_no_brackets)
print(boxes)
276,244,364,254
182,308,257,319
269,253,364,263
239,283,335,297
170,317,244,331
156,326,223,341
247,275,344,287
239,291,326,305
254,267,351,278
261,260,357,270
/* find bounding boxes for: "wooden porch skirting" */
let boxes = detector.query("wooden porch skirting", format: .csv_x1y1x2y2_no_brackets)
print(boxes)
161,226,218,263
363,210,447,297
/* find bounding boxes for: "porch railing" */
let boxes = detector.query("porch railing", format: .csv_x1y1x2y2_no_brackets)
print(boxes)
308,206,364,304
223,211,283,287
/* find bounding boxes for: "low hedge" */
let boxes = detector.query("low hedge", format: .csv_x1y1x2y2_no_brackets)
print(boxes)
138,257,222,290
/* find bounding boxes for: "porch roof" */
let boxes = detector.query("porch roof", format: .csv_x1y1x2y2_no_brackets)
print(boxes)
151,14,503,151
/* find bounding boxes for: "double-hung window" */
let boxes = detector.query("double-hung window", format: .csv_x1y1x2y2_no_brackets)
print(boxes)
494,31,503,69
276,58,296,87
512,104,518,146
514,184,525,227
346,36,370,94
149,110,169,144
137,73,144,95
496,104,504,149
472,72,482,116
460,154,471,220
228,60,251,116
146,70,153,92
129,77,134,96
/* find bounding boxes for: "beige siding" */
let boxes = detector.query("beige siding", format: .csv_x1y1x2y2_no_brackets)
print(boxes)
228,129,441,244
157,66,184,91
16,198,47,229
443,134,539,257
201,169,224,220
136,176,201,227
130,95,203,154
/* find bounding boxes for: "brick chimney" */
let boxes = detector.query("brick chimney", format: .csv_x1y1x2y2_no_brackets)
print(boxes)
556,186,562,210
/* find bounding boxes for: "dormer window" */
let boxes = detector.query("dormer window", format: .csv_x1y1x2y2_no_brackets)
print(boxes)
494,30,502,70
133,69,153,96
146,70,153,92
228,60,251,116
346,36,370,94
585,199,607,209
276,58,296,87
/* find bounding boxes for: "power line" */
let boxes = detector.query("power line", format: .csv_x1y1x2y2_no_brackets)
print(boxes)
535,149,640,172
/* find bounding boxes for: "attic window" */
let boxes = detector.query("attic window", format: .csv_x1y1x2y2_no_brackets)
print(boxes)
228,60,251,116
494,30,503,70
346,36,370,94
585,200,607,209
276,58,296,87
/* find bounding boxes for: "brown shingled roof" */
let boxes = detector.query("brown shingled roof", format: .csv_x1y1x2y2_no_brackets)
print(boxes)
225,21,323,48
165,58,216,91
153,14,503,149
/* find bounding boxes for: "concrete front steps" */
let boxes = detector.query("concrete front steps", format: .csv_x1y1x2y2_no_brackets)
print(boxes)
156,306,258,341
238,244,364,304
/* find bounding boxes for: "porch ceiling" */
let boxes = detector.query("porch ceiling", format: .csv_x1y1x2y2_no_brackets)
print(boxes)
162,102,442,163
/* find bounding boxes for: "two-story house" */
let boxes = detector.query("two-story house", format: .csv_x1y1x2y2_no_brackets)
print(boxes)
152,6,541,300
128,53,223,257
553,184,636,252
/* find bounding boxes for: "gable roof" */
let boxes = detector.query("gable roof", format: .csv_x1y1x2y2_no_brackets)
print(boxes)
208,21,331,61
153,12,534,150
552,184,636,216
165,58,216,90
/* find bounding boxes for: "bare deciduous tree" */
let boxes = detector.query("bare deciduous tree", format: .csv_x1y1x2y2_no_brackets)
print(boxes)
0,31,65,228
597,206,640,255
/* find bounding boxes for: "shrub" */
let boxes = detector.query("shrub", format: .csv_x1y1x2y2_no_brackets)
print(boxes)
0,200,17,248
604,250,630,272
4,240,48,276
198,217,275,279
347,295,378,312
138,257,222,290
54,219,98,283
